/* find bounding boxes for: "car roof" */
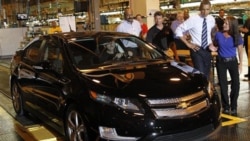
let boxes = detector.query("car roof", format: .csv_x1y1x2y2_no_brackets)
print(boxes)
49,31,134,40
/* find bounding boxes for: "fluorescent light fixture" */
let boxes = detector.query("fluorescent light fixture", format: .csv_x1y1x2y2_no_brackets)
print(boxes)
160,5,174,10
100,11,122,16
161,0,246,9
180,0,236,8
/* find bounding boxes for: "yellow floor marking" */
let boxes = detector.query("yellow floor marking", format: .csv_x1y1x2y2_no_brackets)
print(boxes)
221,113,247,126
15,121,58,141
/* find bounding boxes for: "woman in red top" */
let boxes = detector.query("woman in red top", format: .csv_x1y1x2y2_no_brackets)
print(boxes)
135,14,148,40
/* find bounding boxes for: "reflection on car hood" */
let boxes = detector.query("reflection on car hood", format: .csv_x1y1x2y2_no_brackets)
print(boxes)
79,60,205,98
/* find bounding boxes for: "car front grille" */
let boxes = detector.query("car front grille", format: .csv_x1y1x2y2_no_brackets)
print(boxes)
146,90,209,119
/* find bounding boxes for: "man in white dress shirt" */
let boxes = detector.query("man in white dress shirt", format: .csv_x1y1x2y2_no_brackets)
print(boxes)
175,0,217,79
116,8,141,37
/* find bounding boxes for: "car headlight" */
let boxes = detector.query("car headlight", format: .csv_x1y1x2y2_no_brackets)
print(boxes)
90,91,141,113
113,98,139,111
90,90,112,103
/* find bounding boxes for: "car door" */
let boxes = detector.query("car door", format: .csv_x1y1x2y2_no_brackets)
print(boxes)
32,36,68,117
18,39,45,107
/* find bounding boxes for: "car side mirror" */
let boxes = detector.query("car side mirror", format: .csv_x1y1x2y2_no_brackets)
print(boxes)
13,50,24,62
59,76,71,85
16,50,24,56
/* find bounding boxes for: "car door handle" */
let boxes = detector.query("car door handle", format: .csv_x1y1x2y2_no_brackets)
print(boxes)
32,65,43,70
58,77,71,85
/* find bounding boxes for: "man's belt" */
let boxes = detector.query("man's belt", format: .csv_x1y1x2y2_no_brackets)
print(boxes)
218,56,237,62
196,46,210,51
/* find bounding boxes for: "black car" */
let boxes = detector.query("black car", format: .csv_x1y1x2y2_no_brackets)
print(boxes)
10,31,221,141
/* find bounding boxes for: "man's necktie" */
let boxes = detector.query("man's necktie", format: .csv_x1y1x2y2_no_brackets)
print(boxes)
201,18,208,48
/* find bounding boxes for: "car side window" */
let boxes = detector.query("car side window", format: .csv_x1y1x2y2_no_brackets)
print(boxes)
119,38,139,57
69,39,98,69
43,39,63,73
70,44,95,69
25,40,43,63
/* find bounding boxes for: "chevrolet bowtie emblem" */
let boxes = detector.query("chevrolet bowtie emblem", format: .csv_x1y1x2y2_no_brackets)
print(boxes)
176,102,190,109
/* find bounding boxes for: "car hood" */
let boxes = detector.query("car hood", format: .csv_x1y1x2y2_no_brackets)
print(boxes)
79,60,207,98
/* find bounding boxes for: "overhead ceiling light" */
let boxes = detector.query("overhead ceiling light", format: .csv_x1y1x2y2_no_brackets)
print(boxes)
100,11,122,16
160,5,174,10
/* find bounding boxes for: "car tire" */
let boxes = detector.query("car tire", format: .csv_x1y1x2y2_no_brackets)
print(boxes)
11,81,26,116
65,105,90,141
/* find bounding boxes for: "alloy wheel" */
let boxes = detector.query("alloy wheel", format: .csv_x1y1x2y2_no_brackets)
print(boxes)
11,82,23,115
66,105,88,141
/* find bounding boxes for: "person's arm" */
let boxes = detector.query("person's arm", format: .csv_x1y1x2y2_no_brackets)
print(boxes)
209,26,218,52
175,18,200,52
145,28,153,43
238,44,243,74
167,27,179,60
178,35,200,52
141,24,148,40
232,19,240,47
239,26,248,33
170,21,176,33
239,22,249,33
211,26,218,43
237,35,244,73
136,20,142,37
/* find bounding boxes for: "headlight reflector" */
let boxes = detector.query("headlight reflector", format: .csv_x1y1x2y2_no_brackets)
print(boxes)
114,98,139,111
90,91,141,112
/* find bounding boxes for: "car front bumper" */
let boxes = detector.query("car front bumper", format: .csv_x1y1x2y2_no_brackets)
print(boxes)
97,104,221,141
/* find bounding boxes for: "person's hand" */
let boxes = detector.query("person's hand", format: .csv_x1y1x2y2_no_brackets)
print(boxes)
113,53,124,60
187,43,200,52
239,27,249,33
208,44,218,52
127,51,133,57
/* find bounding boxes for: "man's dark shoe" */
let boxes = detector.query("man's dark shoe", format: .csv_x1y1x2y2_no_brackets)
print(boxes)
231,109,237,116
223,109,230,114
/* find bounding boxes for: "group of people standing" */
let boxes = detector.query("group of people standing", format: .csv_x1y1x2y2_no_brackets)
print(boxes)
116,0,245,116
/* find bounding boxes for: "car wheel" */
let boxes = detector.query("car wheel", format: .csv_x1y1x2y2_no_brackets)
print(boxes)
11,81,25,115
65,105,89,141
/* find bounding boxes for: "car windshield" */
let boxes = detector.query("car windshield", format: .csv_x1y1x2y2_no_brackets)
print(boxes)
67,35,165,69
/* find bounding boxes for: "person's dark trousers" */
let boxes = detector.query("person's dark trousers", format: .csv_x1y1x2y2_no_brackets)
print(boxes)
190,48,211,80
248,67,250,78
216,57,240,111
